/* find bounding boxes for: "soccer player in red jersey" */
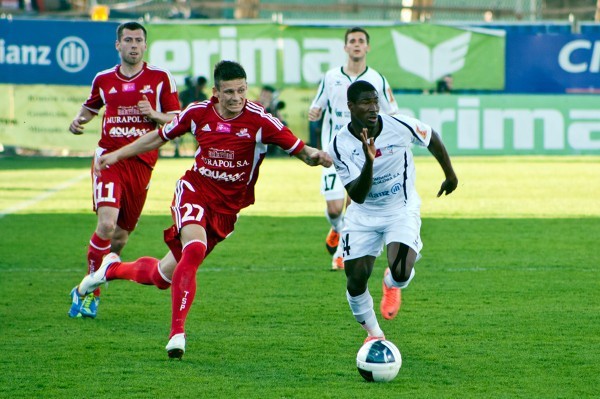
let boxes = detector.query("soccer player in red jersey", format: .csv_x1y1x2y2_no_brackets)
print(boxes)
67,21,180,318
70,60,332,359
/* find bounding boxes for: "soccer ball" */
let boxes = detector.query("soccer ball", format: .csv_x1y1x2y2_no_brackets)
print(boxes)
356,339,402,382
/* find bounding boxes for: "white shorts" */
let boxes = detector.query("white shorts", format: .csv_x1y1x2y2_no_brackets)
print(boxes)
341,204,423,261
320,165,346,201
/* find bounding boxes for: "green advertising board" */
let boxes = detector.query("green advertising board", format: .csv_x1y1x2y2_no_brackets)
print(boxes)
1,83,598,156
147,23,504,91
401,94,600,155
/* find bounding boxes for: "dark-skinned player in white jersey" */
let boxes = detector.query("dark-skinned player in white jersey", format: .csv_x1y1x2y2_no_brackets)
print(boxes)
328,80,457,344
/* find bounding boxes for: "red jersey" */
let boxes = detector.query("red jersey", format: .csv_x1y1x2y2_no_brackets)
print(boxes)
158,97,305,213
83,62,180,168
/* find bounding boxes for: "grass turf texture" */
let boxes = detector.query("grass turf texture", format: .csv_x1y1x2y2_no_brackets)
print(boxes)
0,155,598,398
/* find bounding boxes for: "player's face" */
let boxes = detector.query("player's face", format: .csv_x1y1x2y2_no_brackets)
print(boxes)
117,29,147,66
350,90,379,129
214,78,247,118
344,32,370,62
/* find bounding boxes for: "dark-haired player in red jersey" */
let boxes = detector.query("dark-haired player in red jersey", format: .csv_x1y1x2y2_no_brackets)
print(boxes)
69,60,332,359
67,21,180,319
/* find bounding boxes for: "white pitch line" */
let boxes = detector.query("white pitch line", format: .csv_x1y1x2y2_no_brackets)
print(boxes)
0,172,88,218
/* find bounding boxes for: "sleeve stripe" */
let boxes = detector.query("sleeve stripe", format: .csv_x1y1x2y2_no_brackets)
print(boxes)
246,101,285,130
285,138,303,154
332,135,350,174
390,115,424,143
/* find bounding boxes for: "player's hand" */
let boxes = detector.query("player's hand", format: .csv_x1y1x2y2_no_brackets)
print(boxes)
302,147,332,167
69,117,86,135
360,128,376,162
138,95,155,119
308,107,323,122
93,152,119,177
437,175,458,197
313,150,332,167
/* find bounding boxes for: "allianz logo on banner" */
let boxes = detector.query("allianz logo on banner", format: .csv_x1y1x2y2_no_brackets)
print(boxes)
0,36,88,73
404,98,600,152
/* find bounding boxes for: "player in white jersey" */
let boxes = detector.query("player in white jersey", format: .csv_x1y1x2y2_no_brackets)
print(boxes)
329,80,457,344
309,27,398,271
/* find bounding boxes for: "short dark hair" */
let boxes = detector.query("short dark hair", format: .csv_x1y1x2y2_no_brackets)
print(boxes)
197,76,207,86
117,22,147,41
347,80,377,103
345,27,370,44
213,61,246,89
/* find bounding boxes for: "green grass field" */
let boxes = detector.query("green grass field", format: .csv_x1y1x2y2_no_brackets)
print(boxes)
0,155,599,398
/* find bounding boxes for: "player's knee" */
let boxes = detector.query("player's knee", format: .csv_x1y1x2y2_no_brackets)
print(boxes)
345,262,370,294
96,221,117,238
391,267,415,289
391,260,414,283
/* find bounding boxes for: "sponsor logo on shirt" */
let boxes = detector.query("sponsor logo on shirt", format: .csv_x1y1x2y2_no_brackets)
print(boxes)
390,183,403,194
216,122,231,133
373,173,400,186
118,106,139,116
163,117,179,134
109,87,117,94
202,124,211,132
208,148,234,160
140,85,154,94
367,182,403,199
122,83,135,92
201,158,250,168
236,128,251,138
368,190,390,199
108,127,149,137
106,116,145,124
416,125,428,140
196,166,245,182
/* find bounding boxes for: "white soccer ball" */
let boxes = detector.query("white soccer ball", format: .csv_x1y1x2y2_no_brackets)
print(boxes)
356,339,402,382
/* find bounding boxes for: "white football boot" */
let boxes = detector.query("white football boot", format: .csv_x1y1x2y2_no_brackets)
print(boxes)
166,333,186,359
77,253,120,296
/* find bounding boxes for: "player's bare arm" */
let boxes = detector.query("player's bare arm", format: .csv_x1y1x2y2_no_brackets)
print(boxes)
137,95,177,125
308,107,323,122
427,130,458,197
94,130,166,175
69,107,95,135
344,128,375,204
294,145,332,167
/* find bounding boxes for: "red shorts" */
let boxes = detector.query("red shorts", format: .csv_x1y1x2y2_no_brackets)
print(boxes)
92,153,152,232
165,177,238,259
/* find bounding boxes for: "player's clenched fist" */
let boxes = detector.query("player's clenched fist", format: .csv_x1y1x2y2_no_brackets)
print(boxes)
93,152,119,177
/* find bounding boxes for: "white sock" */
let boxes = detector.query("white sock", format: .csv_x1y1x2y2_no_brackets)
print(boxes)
325,210,343,232
384,267,415,289
346,289,384,337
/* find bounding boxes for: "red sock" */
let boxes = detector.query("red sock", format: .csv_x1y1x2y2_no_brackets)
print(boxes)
88,233,111,296
105,257,171,290
170,241,207,338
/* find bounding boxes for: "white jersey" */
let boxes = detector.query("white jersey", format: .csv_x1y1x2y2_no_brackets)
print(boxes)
329,114,432,216
311,66,398,150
